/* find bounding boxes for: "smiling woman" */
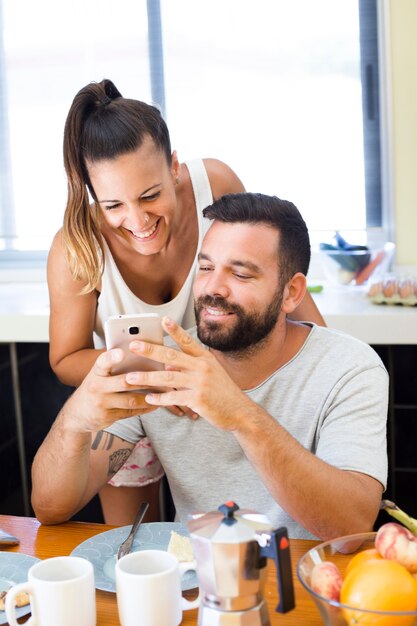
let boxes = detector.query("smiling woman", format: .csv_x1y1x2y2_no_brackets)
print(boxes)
86,139,181,261
46,78,237,524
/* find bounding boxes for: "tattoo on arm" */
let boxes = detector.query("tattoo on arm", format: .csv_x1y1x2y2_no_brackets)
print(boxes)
91,431,115,451
91,431,132,477
108,449,132,477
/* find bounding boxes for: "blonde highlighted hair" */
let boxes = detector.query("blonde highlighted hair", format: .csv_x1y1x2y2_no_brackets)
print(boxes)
62,78,172,293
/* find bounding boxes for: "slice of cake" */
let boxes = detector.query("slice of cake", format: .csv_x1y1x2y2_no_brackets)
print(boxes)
0,589,30,611
167,530,194,562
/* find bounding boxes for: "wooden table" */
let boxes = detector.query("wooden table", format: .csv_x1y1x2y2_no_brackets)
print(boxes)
0,515,323,625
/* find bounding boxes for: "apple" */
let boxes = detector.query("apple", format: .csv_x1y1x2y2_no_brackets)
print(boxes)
310,561,343,602
375,522,417,573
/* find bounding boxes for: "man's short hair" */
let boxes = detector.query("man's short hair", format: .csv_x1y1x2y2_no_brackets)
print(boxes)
203,192,311,283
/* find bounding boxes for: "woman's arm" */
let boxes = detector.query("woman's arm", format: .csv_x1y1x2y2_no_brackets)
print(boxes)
48,230,105,387
203,158,245,199
291,291,326,326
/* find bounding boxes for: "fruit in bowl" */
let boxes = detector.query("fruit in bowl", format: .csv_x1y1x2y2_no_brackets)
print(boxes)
318,232,395,286
298,501,417,625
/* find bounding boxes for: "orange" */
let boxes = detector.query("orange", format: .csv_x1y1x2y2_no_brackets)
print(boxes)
340,558,417,626
345,548,382,577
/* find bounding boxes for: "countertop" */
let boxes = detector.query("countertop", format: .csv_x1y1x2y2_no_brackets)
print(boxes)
0,281,416,344
310,284,417,344
0,282,50,342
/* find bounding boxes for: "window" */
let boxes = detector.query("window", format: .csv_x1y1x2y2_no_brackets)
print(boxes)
161,0,384,241
0,0,386,265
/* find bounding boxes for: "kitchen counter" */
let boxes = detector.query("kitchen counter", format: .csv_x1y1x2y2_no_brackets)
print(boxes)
310,284,417,344
0,282,50,342
0,281,416,344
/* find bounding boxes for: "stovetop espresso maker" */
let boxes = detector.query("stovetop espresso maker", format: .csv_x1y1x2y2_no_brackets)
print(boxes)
187,501,295,625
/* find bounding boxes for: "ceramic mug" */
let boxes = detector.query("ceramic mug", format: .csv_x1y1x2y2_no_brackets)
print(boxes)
5,555,96,626
116,549,200,626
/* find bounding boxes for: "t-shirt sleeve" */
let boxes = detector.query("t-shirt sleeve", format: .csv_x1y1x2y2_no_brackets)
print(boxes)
315,364,388,489
104,415,145,445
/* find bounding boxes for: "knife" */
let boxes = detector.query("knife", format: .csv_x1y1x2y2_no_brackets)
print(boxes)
0,529,20,546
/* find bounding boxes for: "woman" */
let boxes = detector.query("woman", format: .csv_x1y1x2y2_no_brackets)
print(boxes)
48,78,325,525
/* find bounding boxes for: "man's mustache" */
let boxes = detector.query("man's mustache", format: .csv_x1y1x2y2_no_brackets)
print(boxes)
195,295,243,315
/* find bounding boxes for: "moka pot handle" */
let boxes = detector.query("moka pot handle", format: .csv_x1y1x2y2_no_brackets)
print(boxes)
259,527,295,613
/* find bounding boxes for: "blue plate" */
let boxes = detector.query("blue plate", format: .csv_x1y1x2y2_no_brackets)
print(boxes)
70,522,197,592
0,552,40,625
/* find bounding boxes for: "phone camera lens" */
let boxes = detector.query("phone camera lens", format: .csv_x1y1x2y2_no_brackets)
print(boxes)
129,326,140,335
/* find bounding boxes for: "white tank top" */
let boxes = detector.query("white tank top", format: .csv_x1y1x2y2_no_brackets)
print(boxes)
93,159,213,348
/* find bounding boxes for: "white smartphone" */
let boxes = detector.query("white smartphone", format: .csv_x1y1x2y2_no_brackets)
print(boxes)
104,313,164,375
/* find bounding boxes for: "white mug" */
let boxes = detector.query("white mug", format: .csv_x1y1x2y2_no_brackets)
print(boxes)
5,555,96,626
116,549,200,626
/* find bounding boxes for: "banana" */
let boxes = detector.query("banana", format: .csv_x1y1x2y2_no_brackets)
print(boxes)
380,499,417,535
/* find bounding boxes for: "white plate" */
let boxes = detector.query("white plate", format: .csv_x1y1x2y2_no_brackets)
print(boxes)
0,552,40,625
70,522,197,592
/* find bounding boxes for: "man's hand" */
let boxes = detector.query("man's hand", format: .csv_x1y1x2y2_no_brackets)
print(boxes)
63,348,156,434
124,317,253,431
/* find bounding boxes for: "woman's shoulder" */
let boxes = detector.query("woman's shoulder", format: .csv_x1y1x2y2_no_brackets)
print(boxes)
48,227,65,261
47,228,94,292
47,229,73,288
201,158,245,200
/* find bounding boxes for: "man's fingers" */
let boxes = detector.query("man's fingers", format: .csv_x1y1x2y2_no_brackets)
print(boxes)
167,405,185,417
128,317,207,368
145,389,191,408
66,387,155,435
93,348,125,377
98,405,155,429
162,316,206,356
166,405,199,420
128,328,204,369
95,389,151,412
129,340,186,369
90,350,159,394
180,406,199,420
125,369,188,390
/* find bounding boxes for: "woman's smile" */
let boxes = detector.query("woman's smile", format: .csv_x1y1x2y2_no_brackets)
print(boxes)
127,218,161,241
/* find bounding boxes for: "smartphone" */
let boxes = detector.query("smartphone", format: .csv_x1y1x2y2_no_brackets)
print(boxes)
104,313,164,375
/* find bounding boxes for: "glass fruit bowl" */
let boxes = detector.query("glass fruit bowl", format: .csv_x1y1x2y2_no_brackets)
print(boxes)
317,242,395,287
297,531,417,626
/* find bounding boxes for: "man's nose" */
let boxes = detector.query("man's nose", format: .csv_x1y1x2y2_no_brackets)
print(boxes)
205,271,230,298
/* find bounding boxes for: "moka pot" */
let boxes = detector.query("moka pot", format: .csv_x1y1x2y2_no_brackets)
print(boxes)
187,501,295,626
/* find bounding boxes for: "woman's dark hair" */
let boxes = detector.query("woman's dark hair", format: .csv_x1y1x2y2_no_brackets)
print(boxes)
62,79,172,292
203,192,311,283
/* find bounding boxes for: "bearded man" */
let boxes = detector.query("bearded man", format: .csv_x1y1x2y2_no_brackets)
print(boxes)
32,193,388,540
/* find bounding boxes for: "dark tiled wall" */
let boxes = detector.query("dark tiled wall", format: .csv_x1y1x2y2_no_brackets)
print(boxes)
360,345,417,529
1,342,416,528
0,343,104,522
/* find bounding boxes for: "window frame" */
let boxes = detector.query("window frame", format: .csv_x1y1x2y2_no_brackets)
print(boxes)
0,0,393,273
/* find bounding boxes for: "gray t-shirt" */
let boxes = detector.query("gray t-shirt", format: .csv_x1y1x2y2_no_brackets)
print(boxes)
105,324,388,539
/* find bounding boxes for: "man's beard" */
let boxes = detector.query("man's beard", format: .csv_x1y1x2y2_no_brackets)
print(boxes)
194,289,283,357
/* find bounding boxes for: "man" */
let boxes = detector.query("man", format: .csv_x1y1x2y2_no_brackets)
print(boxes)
32,193,388,539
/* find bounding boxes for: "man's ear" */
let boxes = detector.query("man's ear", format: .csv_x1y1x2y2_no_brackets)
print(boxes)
281,273,307,314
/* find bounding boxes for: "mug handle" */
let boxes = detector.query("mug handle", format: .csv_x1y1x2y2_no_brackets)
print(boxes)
178,560,201,610
5,582,36,626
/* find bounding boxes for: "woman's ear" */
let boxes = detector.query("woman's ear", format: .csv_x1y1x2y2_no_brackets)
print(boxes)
281,273,307,314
